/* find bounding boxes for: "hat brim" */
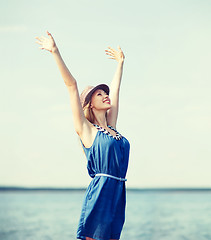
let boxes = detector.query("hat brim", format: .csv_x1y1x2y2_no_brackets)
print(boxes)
83,84,110,107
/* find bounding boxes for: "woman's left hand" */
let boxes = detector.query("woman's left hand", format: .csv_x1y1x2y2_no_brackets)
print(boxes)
105,46,125,63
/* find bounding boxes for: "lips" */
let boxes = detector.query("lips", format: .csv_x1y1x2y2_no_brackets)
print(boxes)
103,98,110,104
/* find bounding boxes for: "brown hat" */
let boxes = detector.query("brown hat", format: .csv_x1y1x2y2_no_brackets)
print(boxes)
80,84,110,108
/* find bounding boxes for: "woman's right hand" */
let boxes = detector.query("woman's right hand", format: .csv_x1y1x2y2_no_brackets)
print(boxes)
35,31,58,53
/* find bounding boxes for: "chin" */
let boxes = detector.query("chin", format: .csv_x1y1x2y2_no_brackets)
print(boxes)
106,105,111,110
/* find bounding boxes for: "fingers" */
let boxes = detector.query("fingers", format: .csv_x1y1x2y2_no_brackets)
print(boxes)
105,45,125,62
118,45,122,52
35,36,46,44
105,50,114,56
105,51,113,57
35,36,46,49
35,36,42,42
105,47,115,57
108,46,115,51
105,47,115,55
105,46,123,54
47,31,54,39
35,37,43,47
108,46,122,51
35,31,53,43
35,32,54,52
35,40,42,45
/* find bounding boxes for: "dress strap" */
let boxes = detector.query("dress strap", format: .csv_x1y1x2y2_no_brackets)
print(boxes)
108,125,122,140
92,124,123,140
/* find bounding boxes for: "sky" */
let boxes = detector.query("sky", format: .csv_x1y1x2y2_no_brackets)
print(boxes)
0,0,211,188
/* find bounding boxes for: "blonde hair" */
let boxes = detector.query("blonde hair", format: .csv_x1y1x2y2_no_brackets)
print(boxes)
83,101,95,124
82,101,108,124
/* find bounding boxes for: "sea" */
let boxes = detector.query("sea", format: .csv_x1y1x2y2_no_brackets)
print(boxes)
0,189,211,240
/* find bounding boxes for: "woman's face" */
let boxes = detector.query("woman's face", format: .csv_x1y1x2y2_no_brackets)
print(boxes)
90,89,111,111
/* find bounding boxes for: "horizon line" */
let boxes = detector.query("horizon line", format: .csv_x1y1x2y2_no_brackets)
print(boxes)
0,186,211,192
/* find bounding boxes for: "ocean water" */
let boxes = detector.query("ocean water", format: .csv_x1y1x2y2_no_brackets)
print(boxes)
0,190,210,240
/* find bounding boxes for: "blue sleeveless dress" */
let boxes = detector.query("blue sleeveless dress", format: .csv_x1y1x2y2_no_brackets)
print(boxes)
77,125,130,240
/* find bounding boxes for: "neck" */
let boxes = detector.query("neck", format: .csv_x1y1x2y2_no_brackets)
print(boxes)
92,109,107,128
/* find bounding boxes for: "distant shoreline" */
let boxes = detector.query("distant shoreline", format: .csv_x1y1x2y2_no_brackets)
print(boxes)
0,186,211,192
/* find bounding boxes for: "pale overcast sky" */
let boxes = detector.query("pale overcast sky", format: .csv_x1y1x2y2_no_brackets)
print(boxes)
0,0,211,188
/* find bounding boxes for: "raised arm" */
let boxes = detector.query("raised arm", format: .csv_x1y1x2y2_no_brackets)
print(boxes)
105,46,125,128
35,32,91,136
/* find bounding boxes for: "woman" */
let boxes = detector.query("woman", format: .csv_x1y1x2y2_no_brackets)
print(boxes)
36,31,130,240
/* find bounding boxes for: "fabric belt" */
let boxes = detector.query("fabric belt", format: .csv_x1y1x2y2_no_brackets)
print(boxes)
95,173,127,182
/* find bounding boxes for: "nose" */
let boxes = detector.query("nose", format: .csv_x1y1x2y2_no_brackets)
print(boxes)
103,95,110,103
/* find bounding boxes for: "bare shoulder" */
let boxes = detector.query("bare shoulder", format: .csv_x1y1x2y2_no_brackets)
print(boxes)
79,121,98,148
